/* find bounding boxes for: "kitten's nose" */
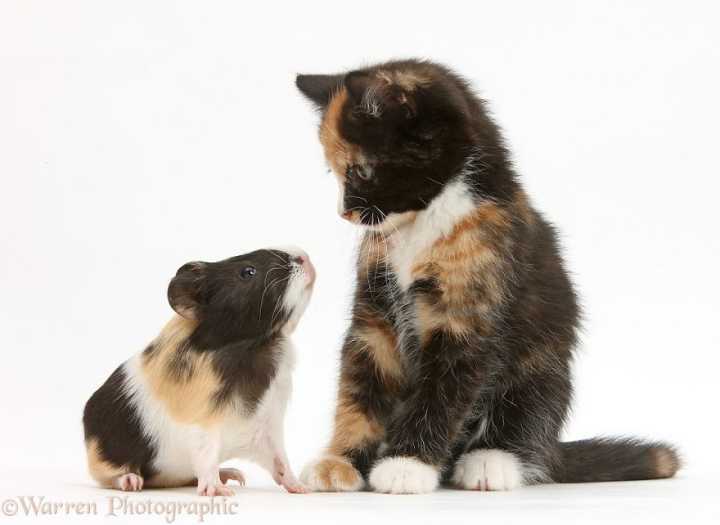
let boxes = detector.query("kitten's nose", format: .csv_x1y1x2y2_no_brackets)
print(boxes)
341,210,353,220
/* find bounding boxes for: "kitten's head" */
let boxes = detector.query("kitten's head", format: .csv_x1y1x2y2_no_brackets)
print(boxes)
297,59,510,231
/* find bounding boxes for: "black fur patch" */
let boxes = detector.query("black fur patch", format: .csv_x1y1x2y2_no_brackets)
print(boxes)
209,335,281,412
83,366,157,478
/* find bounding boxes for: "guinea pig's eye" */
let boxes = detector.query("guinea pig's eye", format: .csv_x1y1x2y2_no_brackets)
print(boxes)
240,266,256,280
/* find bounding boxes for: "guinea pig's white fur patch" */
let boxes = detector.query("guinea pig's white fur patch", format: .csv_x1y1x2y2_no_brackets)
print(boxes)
121,338,297,489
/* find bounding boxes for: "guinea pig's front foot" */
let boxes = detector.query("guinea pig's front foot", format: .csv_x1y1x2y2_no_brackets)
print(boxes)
273,457,308,494
280,477,308,494
197,474,235,497
219,467,246,487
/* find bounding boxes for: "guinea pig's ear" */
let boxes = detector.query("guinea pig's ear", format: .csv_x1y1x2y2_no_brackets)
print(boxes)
295,73,344,109
167,262,208,320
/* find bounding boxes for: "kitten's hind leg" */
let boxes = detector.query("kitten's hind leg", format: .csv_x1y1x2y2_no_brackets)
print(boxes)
448,416,525,491
450,379,566,491
452,449,524,491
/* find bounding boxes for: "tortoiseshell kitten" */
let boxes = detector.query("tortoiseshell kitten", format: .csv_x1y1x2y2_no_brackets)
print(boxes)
295,59,680,494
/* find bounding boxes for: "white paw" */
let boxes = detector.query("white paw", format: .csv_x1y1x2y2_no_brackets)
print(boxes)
115,473,143,492
452,449,523,491
369,456,439,494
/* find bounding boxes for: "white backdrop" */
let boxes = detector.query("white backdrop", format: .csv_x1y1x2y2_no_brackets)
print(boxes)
1,1,719,522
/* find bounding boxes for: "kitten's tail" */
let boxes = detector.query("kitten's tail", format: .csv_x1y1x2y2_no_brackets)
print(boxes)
554,437,681,483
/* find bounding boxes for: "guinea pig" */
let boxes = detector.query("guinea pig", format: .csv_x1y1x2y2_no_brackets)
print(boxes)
83,247,315,495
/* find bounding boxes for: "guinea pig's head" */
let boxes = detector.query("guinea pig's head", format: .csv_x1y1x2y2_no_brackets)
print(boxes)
167,247,315,338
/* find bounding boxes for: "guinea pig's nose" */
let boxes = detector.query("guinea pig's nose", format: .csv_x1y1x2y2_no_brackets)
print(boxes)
292,255,306,265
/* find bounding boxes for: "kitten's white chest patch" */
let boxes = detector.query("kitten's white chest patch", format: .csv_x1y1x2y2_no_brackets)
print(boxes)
386,179,476,290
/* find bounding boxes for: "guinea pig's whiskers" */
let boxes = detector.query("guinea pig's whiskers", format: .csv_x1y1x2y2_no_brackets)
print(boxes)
265,249,288,265
260,276,289,322
270,295,285,327
264,265,286,282
269,274,293,326
261,265,286,300
259,271,289,320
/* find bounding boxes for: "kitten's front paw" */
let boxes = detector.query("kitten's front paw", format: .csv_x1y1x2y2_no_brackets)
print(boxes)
369,456,439,494
452,449,522,491
300,455,364,492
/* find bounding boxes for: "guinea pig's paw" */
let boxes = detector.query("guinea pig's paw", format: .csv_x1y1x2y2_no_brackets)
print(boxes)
300,455,364,492
369,456,439,494
197,477,235,497
219,468,246,487
115,473,144,492
282,480,310,494
451,449,522,491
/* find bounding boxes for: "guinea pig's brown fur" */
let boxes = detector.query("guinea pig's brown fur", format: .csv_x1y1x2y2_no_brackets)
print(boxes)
83,248,315,495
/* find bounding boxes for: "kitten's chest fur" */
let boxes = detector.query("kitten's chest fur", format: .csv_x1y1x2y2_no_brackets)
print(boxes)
364,202,478,363
384,178,477,292
361,182,512,367
379,240,452,359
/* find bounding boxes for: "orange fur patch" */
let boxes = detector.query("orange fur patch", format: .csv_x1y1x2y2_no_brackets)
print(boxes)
141,316,225,427
320,88,365,176
408,202,514,341
354,323,402,379
86,437,129,487
312,455,363,490
329,387,385,454
651,447,680,479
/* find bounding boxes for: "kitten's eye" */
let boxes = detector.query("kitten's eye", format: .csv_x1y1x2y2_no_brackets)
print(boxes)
347,165,372,182
240,266,256,280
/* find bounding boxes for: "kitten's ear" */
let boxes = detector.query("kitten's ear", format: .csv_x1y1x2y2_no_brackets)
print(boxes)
344,71,374,101
167,262,208,320
345,71,417,120
295,74,344,109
